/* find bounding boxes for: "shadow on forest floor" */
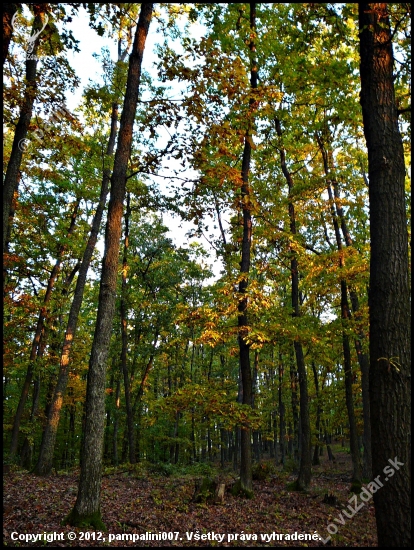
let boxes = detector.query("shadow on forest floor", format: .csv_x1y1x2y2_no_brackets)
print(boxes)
3,446,377,547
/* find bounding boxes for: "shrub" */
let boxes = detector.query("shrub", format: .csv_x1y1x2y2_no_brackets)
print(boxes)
252,461,275,481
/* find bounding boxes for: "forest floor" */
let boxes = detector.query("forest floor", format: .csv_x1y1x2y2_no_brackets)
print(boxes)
3,446,377,547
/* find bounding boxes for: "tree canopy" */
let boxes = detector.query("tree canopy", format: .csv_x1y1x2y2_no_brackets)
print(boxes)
3,2,410,545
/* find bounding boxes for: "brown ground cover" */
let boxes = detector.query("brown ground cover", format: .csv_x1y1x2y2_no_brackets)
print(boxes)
3,447,377,547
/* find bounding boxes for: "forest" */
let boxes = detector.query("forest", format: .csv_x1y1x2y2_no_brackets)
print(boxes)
3,3,411,547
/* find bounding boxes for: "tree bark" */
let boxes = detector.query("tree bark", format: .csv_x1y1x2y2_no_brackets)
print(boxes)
359,4,411,546
65,3,153,529
278,354,286,465
316,133,362,485
340,280,363,486
33,102,118,476
112,378,121,466
9,199,80,459
120,192,136,463
289,353,299,461
236,1,257,497
3,4,46,255
311,362,321,466
275,117,311,490
252,350,260,461
336,217,372,479
331,169,372,480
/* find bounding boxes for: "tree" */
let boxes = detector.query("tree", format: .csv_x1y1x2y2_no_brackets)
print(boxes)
9,198,80,460
65,3,153,529
33,14,135,476
3,4,48,256
2,7,410,540
274,117,312,491
316,130,362,488
33,102,118,476
119,193,136,463
235,0,257,498
359,3,411,547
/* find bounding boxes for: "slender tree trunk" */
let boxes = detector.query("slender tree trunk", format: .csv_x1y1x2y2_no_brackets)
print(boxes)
336,217,372,477
20,331,49,465
359,4,411,546
236,2,257,497
120,192,136,463
69,404,76,467
20,371,41,469
104,374,113,462
171,412,180,464
340,280,363,486
252,351,260,461
131,328,159,459
3,4,46,255
33,103,118,476
289,355,299,461
356,338,372,480
323,421,335,462
133,336,158,406
65,4,153,529
237,130,253,489
293,340,311,489
9,199,80,459
220,427,226,467
275,118,311,490
316,133,363,486
311,362,321,466
278,353,286,465
331,153,372,480
112,378,121,467
233,364,242,472
191,410,196,462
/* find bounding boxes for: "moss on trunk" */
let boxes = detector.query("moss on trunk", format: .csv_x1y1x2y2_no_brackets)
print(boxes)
230,478,254,499
63,508,106,531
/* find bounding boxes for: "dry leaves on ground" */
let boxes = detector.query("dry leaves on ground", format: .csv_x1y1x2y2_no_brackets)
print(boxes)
3,451,377,547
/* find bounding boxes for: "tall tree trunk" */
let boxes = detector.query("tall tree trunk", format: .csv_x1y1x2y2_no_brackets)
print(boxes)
340,280,363,486
112,378,121,466
236,1,257,498
330,150,372,480
311,362,321,466
20,371,41,469
9,199,80,459
3,4,46,255
358,345,371,480
68,403,76,467
335,193,372,479
33,103,118,476
252,351,260,462
359,4,411,546
316,133,362,486
275,118,311,490
278,353,286,465
323,419,335,462
65,3,153,529
289,354,299,461
120,192,136,463
132,327,159,460
293,340,311,489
